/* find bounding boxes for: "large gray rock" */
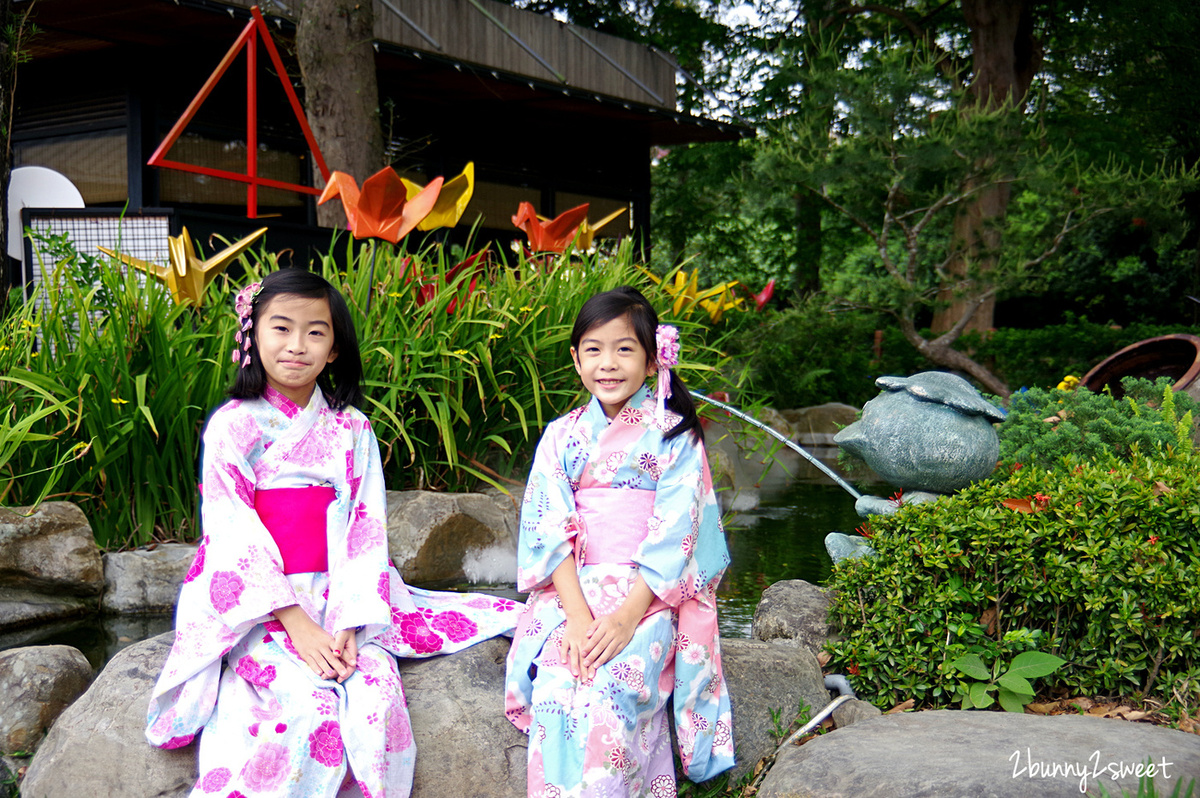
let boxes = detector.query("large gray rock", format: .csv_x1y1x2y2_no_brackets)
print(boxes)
722,638,832,780
102,544,196,614
386,491,517,585
834,372,1004,496
0,646,93,755
399,637,527,797
20,631,829,796
20,633,195,798
751,580,832,657
0,503,104,631
758,710,1200,798
781,403,860,448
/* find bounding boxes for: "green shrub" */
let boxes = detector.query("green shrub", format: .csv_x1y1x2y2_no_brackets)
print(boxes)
724,297,930,409
998,377,1197,471
825,448,1200,713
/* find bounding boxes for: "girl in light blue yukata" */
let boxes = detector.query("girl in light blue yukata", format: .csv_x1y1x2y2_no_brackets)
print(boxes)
505,286,735,798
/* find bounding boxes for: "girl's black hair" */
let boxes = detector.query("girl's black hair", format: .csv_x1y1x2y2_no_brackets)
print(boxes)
229,268,364,411
570,285,703,443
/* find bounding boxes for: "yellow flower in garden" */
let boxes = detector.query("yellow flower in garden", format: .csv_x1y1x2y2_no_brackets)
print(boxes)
490,333,503,340
452,349,469,356
387,291,405,298
1056,375,1080,391
519,306,534,313
111,397,129,405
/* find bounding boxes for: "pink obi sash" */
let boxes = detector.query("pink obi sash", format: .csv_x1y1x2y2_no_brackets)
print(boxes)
574,487,654,565
254,486,335,574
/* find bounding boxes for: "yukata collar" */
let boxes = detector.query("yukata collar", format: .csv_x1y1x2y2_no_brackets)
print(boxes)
587,383,652,423
263,384,324,419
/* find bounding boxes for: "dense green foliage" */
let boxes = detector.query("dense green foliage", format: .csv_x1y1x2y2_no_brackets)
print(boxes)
826,448,1200,713
723,301,1200,410
1,233,733,547
998,379,1197,471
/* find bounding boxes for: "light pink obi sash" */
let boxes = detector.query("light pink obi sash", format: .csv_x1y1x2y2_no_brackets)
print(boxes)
254,486,335,574
574,487,654,564
574,487,670,617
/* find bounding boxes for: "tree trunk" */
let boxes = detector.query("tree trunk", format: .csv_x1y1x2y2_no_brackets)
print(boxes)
296,0,385,228
930,0,1041,334
897,314,1010,397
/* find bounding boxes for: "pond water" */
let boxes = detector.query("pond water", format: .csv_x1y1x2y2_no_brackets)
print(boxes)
1,460,877,668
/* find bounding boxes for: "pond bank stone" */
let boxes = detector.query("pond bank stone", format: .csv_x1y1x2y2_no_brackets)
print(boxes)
102,543,196,614
0,503,103,632
751,579,832,658
20,632,828,796
758,709,1200,798
0,645,92,755
386,490,517,585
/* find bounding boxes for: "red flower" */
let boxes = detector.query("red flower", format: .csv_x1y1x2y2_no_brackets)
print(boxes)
752,278,776,311
847,662,860,676
888,488,905,507
1149,536,1159,545
855,524,874,539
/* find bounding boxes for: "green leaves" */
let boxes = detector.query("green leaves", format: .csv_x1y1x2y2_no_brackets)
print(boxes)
949,650,1067,713
827,446,1200,714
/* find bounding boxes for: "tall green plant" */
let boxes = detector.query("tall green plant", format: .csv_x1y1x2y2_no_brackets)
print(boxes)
6,233,234,547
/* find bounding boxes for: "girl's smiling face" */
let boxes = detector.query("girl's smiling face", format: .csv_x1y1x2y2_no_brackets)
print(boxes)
571,314,656,419
254,294,338,407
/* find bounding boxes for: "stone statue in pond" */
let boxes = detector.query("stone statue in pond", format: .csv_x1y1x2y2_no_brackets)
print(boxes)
826,372,1006,562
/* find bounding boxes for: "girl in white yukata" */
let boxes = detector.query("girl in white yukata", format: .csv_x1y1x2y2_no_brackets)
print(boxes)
146,269,520,798
504,286,735,798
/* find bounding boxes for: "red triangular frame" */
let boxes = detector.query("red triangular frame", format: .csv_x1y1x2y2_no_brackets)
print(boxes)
148,5,331,219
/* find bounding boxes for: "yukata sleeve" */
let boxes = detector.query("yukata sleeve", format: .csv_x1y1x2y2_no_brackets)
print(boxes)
145,406,297,748
516,423,580,592
635,432,728,607
192,409,299,628
326,416,393,634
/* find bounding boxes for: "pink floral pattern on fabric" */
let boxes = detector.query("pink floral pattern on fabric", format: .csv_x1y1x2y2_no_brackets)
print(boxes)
241,741,290,791
161,734,195,749
376,571,390,601
346,503,382,559
199,767,231,792
385,707,413,752
208,571,246,613
396,612,445,654
224,462,256,508
308,720,343,767
184,540,207,584
234,656,277,688
430,610,478,643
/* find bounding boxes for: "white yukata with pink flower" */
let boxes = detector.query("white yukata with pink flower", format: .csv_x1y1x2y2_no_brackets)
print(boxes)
504,385,734,798
147,386,520,798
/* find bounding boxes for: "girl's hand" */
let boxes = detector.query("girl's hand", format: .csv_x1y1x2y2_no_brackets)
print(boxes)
274,605,351,681
559,611,596,681
582,607,638,669
331,628,359,682
583,573,654,669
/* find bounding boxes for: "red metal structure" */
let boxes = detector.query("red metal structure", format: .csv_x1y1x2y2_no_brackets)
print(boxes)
147,6,330,219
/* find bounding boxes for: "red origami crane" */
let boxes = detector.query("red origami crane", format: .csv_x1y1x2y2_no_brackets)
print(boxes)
318,166,443,244
511,202,591,254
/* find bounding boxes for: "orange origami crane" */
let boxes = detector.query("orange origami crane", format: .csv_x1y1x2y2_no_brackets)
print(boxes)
511,202,591,254
318,166,443,243
401,162,475,231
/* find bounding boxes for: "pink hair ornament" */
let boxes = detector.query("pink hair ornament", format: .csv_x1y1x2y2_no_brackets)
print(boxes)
655,324,680,423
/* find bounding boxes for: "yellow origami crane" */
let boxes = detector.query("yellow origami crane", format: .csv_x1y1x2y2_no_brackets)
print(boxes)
635,265,743,322
401,162,475,231
576,207,626,251
99,227,267,307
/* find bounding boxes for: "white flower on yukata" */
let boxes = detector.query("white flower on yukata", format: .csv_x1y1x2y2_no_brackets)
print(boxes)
682,643,707,665
649,641,664,662
627,654,645,671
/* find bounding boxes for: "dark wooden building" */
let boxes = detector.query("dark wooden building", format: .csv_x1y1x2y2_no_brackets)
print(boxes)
12,0,747,260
